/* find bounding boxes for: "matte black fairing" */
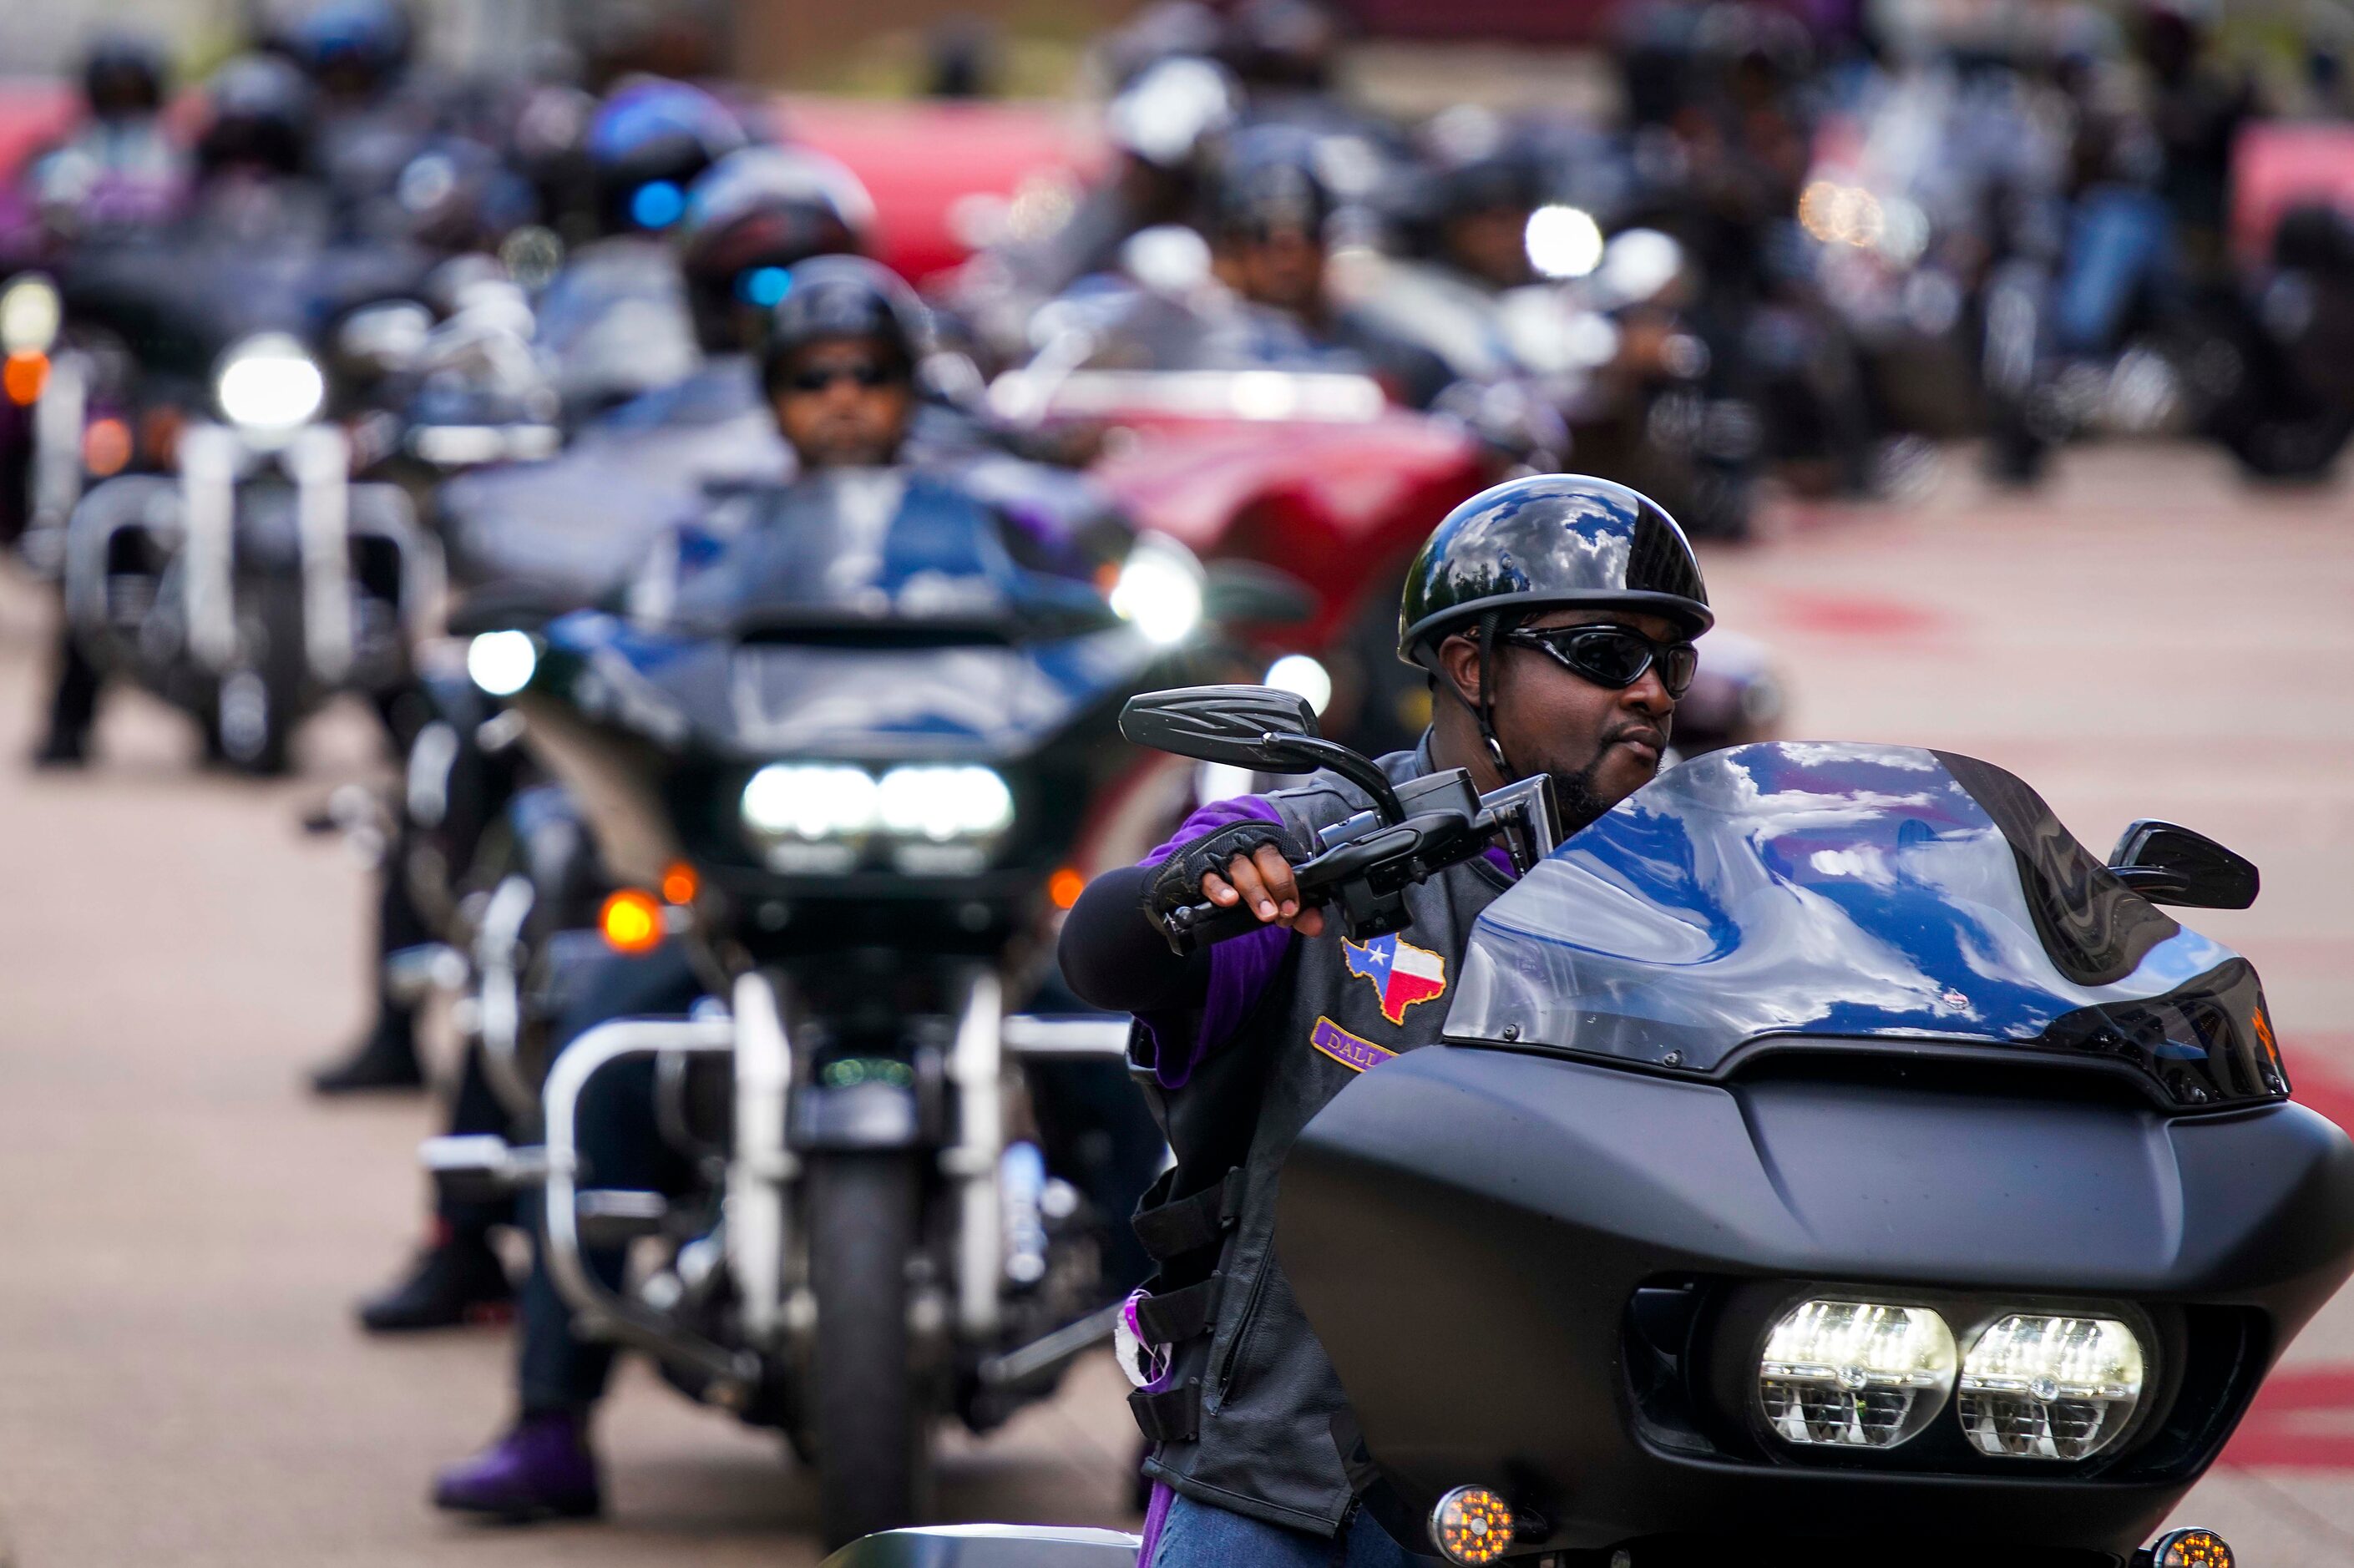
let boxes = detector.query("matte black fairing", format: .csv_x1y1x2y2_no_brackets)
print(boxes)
1276,1044,2354,1557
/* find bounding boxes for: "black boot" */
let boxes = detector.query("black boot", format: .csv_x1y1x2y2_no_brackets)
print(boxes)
358,1228,514,1333
310,1008,425,1095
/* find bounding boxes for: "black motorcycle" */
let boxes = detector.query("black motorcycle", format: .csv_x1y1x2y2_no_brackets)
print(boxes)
53,212,443,770
426,507,1253,1545
826,685,2354,1568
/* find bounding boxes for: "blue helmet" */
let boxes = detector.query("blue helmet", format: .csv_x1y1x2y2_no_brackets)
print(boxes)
585,78,747,235
287,0,413,94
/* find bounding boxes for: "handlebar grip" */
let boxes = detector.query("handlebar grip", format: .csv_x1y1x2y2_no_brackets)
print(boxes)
1159,896,1284,956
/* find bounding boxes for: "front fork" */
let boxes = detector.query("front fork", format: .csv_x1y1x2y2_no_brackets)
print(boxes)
180,422,356,684
426,970,1133,1402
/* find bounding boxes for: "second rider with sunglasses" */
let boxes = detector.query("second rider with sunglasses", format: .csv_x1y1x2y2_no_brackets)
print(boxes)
1059,473,1714,1568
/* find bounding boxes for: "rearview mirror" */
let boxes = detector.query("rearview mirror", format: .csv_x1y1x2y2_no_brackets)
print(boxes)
1120,685,1319,770
2107,819,2260,909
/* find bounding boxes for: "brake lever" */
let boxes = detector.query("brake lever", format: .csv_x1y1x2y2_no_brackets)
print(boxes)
1157,824,1425,956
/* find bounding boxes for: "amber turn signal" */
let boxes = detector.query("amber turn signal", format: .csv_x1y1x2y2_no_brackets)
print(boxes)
2146,1528,2233,1568
660,861,699,905
600,888,664,954
1430,1485,1514,1565
3,350,48,407
1048,866,1085,910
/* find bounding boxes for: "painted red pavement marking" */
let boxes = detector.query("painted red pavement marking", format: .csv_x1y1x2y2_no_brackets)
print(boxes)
1766,589,1949,638
2221,1044,2354,1469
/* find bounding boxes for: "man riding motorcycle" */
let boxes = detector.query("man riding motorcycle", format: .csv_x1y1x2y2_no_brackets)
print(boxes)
328,154,883,1373
1206,126,1453,408
28,53,312,768
1058,473,1712,1566
430,255,1137,1521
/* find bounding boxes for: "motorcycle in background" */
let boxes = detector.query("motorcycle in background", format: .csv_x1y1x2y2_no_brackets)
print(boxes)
426,513,1243,1545
54,224,443,770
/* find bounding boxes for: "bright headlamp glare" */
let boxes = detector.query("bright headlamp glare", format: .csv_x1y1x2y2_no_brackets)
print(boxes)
742,762,1015,871
1958,1313,2146,1460
1757,1298,1957,1449
216,332,327,431
1,276,61,355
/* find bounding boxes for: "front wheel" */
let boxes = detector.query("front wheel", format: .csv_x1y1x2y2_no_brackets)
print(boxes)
807,1151,931,1549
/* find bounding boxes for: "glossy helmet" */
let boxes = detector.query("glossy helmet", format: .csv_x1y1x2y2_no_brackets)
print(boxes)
196,54,314,180
758,255,933,392
585,77,747,235
83,33,170,120
1399,473,1711,769
1209,123,1331,240
677,147,876,352
286,0,413,95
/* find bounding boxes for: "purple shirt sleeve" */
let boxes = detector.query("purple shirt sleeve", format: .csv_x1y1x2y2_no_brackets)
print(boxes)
1132,795,1296,1090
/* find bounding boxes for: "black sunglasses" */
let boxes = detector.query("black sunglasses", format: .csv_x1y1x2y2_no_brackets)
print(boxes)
1502,624,1698,698
785,359,900,394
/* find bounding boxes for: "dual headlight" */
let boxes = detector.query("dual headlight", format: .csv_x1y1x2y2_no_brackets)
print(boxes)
742,762,1015,872
215,332,327,431
1759,1297,2147,1461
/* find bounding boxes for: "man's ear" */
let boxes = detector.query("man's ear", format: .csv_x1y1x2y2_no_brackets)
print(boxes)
1435,632,1482,708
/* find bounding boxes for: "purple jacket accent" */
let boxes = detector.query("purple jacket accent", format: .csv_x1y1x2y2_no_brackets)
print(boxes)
1135,795,1293,1090
1138,1479,1177,1565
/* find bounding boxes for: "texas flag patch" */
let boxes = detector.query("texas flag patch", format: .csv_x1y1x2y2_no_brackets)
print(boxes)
1340,933,1448,1024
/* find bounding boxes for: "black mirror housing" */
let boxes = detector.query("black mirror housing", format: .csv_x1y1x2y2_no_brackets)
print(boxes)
1119,685,1321,770
447,582,578,637
2108,819,2260,909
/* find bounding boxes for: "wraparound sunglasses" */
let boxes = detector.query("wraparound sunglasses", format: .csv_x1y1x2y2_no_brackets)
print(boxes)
1501,624,1698,699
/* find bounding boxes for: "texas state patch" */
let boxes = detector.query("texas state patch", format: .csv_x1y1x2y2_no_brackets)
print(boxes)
1340,932,1448,1024
1310,1016,1397,1075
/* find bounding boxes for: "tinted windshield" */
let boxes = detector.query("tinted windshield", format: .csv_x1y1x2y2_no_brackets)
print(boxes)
1449,742,2285,1107
663,469,1119,639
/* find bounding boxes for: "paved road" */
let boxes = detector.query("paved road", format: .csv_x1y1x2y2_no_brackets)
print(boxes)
0,441,2349,1565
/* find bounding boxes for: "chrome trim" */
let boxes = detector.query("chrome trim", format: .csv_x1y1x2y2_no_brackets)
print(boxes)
1000,1014,1132,1060
945,970,1005,1337
26,349,85,568
979,1301,1123,1388
541,1015,757,1396
475,874,539,1123
729,972,796,1346
179,423,237,672
291,424,353,685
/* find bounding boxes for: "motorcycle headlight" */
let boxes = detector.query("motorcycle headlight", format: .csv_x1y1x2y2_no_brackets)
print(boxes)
465,631,537,697
1,276,61,355
878,765,1015,843
1757,1298,1957,1449
216,332,327,430
1110,534,1204,647
742,764,881,842
1957,1314,2146,1460
1525,204,1604,281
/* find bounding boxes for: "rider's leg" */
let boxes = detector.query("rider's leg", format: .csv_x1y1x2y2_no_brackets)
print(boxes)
33,615,102,766
357,1042,515,1332
1144,1490,1428,1568
433,943,702,1521
311,844,427,1094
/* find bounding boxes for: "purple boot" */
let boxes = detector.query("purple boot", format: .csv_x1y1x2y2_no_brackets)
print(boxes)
432,1409,603,1521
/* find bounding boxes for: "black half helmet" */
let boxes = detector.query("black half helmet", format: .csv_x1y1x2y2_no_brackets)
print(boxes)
1397,473,1712,668
758,255,933,390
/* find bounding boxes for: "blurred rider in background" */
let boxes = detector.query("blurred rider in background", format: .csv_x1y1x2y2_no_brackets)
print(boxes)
432,256,1134,1520
1207,125,1452,407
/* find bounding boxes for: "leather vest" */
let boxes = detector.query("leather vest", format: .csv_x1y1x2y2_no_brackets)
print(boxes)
1125,741,1511,1535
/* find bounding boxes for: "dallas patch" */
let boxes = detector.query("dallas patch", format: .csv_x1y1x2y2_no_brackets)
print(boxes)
1310,1016,1397,1075
1340,932,1447,1024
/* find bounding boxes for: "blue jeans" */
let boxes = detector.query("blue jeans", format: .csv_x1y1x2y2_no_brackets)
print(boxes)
1147,1493,1431,1568
2054,185,2177,356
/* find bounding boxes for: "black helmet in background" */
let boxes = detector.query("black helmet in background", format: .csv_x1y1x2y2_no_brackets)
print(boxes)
82,33,170,121
1399,473,1712,666
196,55,315,180
286,0,414,101
585,77,747,236
1208,123,1331,240
677,147,877,354
757,254,932,393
